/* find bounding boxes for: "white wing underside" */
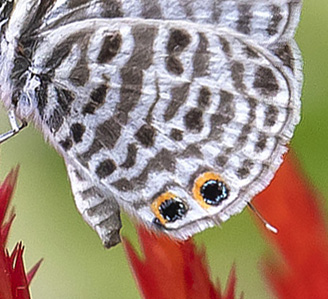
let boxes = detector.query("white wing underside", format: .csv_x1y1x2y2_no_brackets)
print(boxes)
2,0,303,246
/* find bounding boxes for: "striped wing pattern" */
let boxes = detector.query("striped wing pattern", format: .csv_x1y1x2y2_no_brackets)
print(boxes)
0,0,302,247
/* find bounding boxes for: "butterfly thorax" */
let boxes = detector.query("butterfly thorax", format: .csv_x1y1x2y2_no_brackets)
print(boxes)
0,1,43,122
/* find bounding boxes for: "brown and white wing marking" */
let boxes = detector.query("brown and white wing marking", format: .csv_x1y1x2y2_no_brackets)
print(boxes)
18,17,301,242
43,0,301,44
66,163,122,248
4,0,302,247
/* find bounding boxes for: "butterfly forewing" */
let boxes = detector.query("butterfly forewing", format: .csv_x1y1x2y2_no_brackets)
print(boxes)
0,0,302,247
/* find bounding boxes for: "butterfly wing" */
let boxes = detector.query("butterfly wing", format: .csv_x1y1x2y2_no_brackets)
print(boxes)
43,0,301,44
6,0,302,246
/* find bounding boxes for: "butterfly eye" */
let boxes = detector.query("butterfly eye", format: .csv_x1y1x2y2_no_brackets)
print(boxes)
193,172,229,208
151,192,187,225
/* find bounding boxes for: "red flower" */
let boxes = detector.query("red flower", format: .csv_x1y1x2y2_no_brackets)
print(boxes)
254,153,328,299
123,225,241,299
0,168,42,299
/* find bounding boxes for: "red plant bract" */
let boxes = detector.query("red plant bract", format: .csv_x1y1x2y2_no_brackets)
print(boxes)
124,225,240,299
0,168,42,299
254,153,328,299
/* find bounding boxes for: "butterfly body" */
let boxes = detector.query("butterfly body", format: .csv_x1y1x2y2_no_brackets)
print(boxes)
0,0,302,247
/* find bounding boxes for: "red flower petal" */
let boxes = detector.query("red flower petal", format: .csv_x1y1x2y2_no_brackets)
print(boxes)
9,243,30,299
27,259,43,285
0,168,42,299
0,245,13,299
0,167,18,228
123,226,240,299
1,214,16,245
253,153,328,299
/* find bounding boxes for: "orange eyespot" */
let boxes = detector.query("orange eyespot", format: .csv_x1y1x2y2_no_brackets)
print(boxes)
151,192,187,225
192,172,229,208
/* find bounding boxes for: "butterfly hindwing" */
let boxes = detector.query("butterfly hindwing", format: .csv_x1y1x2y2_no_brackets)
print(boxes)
1,0,302,247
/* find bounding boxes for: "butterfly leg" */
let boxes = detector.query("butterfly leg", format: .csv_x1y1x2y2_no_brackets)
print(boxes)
0,110,27,144
66,163,122,248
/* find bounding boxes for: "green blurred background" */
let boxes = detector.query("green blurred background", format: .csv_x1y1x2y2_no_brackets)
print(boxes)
0,1,328,298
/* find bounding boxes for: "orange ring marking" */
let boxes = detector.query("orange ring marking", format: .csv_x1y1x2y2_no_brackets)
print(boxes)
192,172,225,209
151,192,177,225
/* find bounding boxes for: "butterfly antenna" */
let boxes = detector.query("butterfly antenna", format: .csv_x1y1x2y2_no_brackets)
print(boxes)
248,203,278,234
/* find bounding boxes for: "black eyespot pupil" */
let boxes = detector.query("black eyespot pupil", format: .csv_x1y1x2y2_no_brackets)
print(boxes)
200,179,229,205
159,198,186,222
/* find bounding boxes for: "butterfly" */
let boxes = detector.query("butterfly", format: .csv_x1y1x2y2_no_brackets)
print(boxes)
0,0,302,248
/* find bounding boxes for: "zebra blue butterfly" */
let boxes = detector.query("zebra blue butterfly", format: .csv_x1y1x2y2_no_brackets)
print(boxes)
0,0,302,248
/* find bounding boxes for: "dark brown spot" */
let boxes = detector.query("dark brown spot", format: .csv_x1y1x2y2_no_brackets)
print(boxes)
100,0,123,18
166,28,191,75
59,138,73,151
216,155,228,167
164,83,190,121
71,123,86,143
211,2,222,22
219,37,231,56
193,33,209,77
231,61,245,90
235,99,256,146
135,124,156,147
267,5,283,36
111,178,134,191
244,46,259,58
141,0,162,19
184,108,204,132
47,108,63,134
55,87,75,115
78,118,121,163
95,119,121,149
146,78,161,124
253,66,279,96
120,143,138,168
45,32,86,70
167,29,191,54
83,84,108,115
238,125,252,145
247,97,257,122
255,133,267,152
180,144,203,159
126,25,157,68
68,0,88,8
96,159,117,179
197,86,211,108
170,129,183,141
166,56,184,75
210,90,235,137
81,187,104,201
113,149,176,190
97,32,122,64
264,105,279,127
237,4,252,35
119,67,143,124
237,160,254,179
74,170,84,181
69,63,90,86
273,43,294,71
68,33,91,87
